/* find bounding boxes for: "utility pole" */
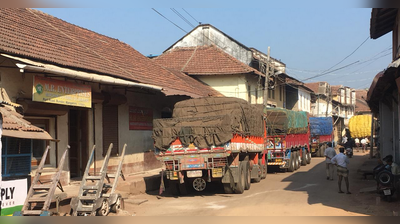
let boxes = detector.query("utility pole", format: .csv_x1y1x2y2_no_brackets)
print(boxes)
263,46,270,107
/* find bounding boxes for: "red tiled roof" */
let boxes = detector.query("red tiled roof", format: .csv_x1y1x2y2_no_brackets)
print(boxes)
330,85,343,95
0,8,215,98
304,82,320,93
154,45,265,76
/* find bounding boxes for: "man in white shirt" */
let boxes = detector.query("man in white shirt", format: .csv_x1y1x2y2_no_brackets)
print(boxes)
360,138,367,152
324,142,336,180
354,138,360,152
331,147,351,194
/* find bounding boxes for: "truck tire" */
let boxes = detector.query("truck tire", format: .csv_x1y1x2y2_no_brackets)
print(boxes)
244,161,251,190
294,151,300,170
320,145,326,157
306,152,311,164
260,159,267,179
235,162,245,194
301,149,307,166
223,183,234,194
287,152,295,172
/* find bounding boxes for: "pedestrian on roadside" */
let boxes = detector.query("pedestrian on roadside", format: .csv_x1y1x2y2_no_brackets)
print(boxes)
361,137,367,153
355,138,360,152
331,147,351,194
324,142,336,180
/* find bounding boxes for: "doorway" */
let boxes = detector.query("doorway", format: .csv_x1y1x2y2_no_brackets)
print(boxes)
69,109,89,178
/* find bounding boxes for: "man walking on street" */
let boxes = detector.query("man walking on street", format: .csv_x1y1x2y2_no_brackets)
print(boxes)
355,138,360,152
361,138,367,153
324,142,336,180
331,147,351,194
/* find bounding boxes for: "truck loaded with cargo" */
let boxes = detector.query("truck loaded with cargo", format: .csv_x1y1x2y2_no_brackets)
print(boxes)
348,114,372,139
152,97,268,195
309,117,333,157
264,108,311,172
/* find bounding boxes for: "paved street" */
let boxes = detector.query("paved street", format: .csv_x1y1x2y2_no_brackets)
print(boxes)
119,151,399,216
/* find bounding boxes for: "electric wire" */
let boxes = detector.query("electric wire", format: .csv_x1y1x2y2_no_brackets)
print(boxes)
321,36,369,74
182,8,201,25
171,8,195,28
152,8,188,33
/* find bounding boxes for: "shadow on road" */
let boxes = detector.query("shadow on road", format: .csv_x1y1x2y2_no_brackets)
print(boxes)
281,153,386,216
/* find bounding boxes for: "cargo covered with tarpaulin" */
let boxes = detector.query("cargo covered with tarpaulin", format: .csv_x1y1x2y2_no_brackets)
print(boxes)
153,97,264,150
264,108,308,135
348,114,372,138
309,117,333,136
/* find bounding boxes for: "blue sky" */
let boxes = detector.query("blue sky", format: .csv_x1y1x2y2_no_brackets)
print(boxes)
37,6,392,89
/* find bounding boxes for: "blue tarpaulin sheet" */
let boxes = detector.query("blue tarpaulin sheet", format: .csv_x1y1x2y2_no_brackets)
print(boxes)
309,117,333,136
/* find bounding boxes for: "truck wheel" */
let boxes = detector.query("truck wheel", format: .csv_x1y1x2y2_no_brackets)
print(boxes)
244,161,251,190
301,150,307,166
294,151,300,170
306,152,311,164
252,164,262,183
223,183,234,194
262,163,268,179
235,162,245,194
287,152,295,172
260,159,267,179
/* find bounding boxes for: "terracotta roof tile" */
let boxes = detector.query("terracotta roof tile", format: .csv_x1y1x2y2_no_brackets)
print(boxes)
304,82,320,93
154,45,265,77
1,105,44,132
0,8,214,98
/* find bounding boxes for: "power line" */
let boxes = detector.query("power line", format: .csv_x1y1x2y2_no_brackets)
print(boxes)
321,36,369,73
301,61,360,82
152,8,188,33
182,8,200,25
171,8,195,28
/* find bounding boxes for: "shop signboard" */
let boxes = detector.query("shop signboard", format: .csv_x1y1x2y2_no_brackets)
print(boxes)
33,75,92,108
129,107,153,130
0,178,27,216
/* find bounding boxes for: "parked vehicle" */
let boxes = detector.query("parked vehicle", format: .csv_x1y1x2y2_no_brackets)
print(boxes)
309,117,333,157
264,108,311,172
374,164,400,201
153,97,268,195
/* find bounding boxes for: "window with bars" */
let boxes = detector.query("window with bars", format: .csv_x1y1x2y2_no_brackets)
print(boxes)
1,137,32,177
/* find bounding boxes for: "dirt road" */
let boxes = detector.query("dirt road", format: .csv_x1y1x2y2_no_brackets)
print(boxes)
119,151,400,216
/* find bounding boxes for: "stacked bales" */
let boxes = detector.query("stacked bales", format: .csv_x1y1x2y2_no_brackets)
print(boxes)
348,115,372,138
264,108,308,135
153,97,264,150
309,117,333,137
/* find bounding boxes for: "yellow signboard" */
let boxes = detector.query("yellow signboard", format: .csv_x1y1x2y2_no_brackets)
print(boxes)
33,75,92,108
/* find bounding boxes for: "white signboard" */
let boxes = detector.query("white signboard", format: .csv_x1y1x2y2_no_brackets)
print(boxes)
1,178,27,216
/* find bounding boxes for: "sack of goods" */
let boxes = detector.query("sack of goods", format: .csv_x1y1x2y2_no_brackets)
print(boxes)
348,114,372,138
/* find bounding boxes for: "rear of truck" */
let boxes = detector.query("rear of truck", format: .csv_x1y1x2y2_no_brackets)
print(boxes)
309,117,333,157
153,97,267,195
265,108,311,172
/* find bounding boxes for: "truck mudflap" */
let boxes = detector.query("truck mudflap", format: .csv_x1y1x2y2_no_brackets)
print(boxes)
221,166,238,184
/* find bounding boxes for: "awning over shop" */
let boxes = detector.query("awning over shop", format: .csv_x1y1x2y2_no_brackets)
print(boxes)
367,58,400,114
0,104,56,141
1,53,163,92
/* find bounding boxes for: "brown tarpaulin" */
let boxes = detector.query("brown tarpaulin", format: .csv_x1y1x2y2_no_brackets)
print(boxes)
153,97,263,150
